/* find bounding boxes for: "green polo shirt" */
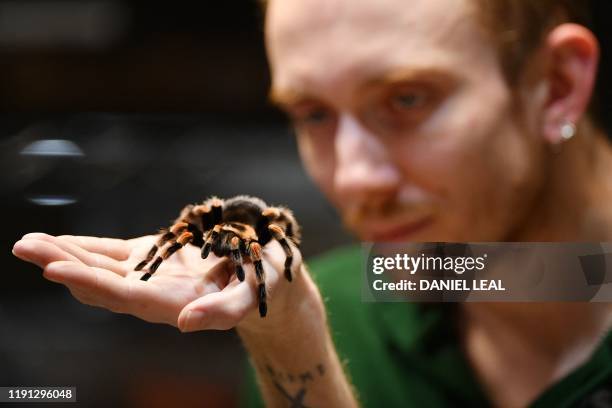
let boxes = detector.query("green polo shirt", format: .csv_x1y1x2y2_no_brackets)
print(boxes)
243,246,612,407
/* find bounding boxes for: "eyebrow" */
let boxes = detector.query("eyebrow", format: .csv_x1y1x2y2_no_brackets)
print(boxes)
268,87,314,108
268,66,452,107
362,67,451,88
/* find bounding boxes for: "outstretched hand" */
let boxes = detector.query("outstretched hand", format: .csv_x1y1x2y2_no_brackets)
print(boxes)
12,232,301,332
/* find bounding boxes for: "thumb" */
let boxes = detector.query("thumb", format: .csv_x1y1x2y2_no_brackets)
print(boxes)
177,279,257,332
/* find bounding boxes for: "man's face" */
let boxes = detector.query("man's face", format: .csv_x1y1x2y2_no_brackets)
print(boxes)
266,0,548,241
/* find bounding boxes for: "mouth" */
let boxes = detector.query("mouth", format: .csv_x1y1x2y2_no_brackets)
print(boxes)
359,216,434,242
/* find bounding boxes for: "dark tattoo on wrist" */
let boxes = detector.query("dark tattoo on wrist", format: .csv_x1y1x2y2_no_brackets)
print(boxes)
258,361,325,407
273,381,309,408
263,362,325,385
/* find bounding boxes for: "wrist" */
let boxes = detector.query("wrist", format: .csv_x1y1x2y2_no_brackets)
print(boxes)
237,265,326,339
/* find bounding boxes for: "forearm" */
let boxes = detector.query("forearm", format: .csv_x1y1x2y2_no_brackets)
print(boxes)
238,268,359,408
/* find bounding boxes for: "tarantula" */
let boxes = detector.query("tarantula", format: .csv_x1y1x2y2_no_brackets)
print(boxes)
134,195,301,317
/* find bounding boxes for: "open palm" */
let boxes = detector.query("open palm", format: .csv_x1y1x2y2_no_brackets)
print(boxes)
12,232,296,331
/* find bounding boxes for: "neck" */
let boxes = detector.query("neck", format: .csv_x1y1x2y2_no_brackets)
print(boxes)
510,124,612,241
462,127,612,403
460,301,612,406
461,302,612,361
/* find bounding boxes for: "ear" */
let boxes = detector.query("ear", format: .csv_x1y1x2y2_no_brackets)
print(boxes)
541,23,599,144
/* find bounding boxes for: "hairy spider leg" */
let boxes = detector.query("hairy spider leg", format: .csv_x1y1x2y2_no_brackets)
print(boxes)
186,222,205,247
134,230,174,271
249,241,267,317
198,205,215,231
200,198,224,258
211,199,223,225
268,224,295,282
230,236,246,281
140,231,194,281
134,221,189,271
201,224,222,259
262,206,301,245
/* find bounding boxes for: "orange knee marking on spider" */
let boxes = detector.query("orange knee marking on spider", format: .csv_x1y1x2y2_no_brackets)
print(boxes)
177,232,193,245
268,224,284,236
262,208,280,218
212,224,222,233
250,242,262,260
170,222,188,234
231,236,240,249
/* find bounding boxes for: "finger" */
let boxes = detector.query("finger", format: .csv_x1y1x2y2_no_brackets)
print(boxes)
44,261,132,312
21,233,127,276
177,250,296,332
13,239,81,269
57,235,131,260
263,239,303,276
51,261,179,325
201,257,234,292
67,286,99,308
178,277,257,332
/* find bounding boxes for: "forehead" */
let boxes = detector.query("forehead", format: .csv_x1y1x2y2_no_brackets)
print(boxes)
266,0,499,101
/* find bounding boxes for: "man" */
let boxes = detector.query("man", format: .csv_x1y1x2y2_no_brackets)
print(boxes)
12,0,612,406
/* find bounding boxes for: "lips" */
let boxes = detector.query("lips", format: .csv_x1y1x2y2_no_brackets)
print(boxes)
359,216,434,242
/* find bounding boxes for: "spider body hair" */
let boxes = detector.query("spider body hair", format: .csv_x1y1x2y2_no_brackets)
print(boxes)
135,195,301,317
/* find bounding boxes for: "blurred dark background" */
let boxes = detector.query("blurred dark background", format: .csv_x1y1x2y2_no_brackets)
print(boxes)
0,1,610,407
0,2,353,407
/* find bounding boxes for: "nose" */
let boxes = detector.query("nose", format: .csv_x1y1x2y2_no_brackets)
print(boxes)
333,113,400,201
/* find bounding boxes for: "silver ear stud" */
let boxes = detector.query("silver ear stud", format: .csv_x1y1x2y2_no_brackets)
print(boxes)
560,121,576,141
